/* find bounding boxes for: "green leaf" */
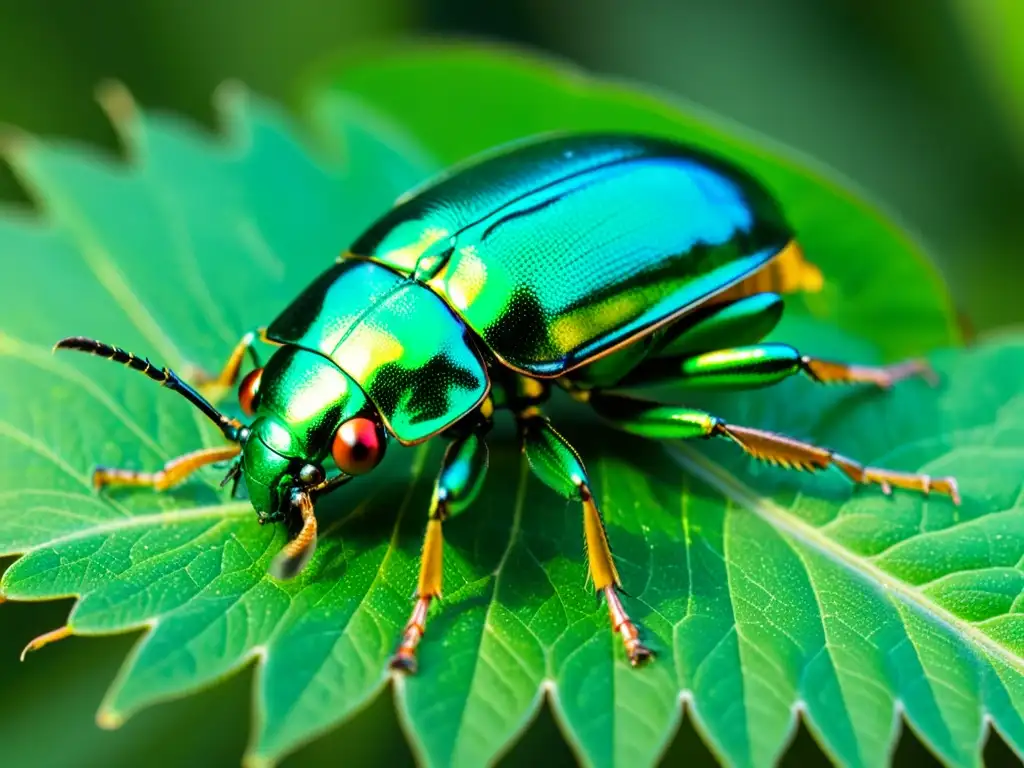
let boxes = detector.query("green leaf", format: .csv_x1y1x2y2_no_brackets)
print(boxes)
0,49,1019,768
301,41,961,361
952,0,1024,165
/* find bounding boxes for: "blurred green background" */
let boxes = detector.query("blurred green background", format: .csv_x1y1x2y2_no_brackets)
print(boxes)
1,1,1020,766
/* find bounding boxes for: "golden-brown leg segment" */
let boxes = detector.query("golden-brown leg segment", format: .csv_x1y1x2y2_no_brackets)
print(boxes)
269,490,319,580
519,413,653,665
390,515,445,673
93,445,241,492
801,355,937,389
721,423,961,503
591,394,961,505
581,485,621,591
581,486,652,666
390,429,491,673
189,327,277,399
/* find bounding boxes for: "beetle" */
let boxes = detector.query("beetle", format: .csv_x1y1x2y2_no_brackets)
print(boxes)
55,133,960,671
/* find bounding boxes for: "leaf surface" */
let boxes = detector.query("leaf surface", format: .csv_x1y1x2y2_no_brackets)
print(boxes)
952,0,1024,166
0,48,1019,768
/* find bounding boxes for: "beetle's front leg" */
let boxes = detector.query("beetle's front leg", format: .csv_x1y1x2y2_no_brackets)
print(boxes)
518,411,653,666
270,490,319,580
389,430,490,673
93,445,241,492
267,474,355,580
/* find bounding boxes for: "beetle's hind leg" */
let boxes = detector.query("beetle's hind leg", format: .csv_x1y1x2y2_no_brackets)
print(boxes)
389,428,490,673
798,354,936,389
93,445,241,492
518,410,652,665
617,342,935,392
590,393,960,504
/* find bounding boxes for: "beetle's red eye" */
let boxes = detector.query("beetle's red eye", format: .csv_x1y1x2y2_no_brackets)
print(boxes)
238,367,263,417
332,417,385,475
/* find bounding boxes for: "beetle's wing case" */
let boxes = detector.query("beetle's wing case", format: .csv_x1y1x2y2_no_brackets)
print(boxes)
348,134,794,377
266,260,489,445
348,134,655,276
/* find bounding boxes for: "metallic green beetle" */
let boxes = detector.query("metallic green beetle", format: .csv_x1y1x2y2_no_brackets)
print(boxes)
56,133,960,671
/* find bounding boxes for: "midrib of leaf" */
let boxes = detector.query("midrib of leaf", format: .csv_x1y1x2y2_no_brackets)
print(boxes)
112,147,239,349
668,443,1024,678
99,92,264,348
598,454,672,766
720,498,790,768
25,502,251,558
0,421,94,492
8,148,212,443
791,535,872,768
9,180,183,368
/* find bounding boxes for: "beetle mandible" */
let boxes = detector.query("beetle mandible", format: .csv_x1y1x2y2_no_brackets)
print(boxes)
56,133,959,671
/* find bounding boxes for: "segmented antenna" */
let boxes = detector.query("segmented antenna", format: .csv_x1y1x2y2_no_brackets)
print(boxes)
55,336,171,382
54,336,246,442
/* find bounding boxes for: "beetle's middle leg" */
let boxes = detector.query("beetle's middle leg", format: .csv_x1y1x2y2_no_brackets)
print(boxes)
389,427,491,673
517,409,653,666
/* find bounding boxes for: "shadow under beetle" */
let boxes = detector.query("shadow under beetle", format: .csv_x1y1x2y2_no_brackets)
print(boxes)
55,133,960,672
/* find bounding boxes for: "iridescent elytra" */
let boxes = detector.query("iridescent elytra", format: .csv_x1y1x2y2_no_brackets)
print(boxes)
54,133,959,672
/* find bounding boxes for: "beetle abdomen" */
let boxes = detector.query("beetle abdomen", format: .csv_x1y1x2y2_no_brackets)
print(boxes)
350,134,794,376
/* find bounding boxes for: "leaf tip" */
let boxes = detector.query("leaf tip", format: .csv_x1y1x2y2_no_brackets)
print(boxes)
96,708,124,730
213,78,250,113
242,753,274,768
0,123,33,161
19,625,72,661
95,79,138,129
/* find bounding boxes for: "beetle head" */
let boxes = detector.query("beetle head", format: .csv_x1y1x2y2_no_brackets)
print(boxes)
233,346,388,525
52,335,388,580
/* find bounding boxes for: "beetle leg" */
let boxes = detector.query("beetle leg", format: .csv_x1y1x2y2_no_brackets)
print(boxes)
270,490,319,580
650,293,785,359
798,355,937,389
189,327,277,400
615,342,935,391
93,445,241,492
267,475,355,581
518,411,653,666
390,430,490,674
590,393,960,504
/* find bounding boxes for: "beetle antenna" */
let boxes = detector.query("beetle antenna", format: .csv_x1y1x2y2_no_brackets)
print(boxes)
54,336,246,443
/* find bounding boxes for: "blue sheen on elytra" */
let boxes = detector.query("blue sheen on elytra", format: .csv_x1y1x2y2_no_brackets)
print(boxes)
352,133,792,376
269,134,792,446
